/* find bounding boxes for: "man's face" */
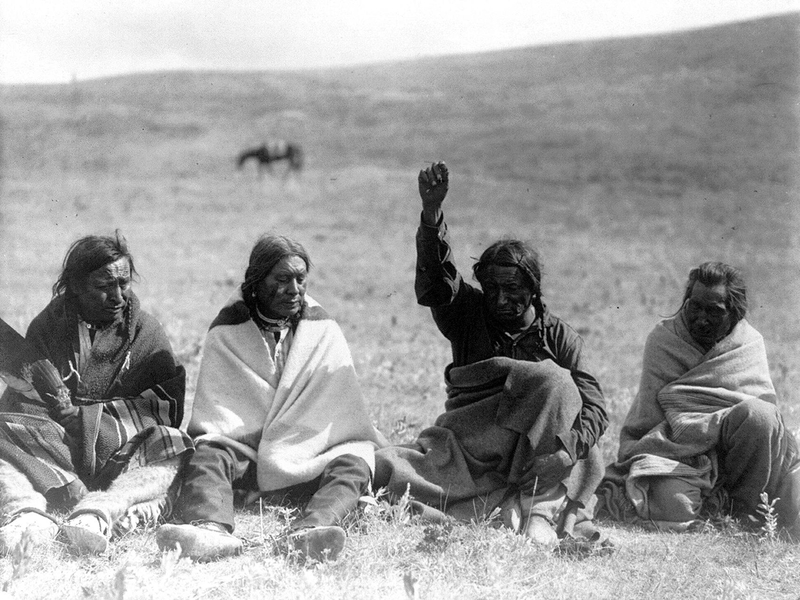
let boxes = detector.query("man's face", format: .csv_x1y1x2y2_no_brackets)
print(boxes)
480,265,534,329
74,257,132,327
683,280,732,351
256,255,308,319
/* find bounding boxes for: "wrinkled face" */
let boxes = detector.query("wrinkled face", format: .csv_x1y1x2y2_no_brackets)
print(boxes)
480,265,535,329
683,281,732,351
256,255,308,319
73,257,132,327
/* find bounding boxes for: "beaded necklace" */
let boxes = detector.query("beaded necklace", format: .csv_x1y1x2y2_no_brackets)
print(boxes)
253,307,292,334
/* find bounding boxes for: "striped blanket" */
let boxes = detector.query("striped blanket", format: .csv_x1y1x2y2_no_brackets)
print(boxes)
618,315,775,463
188,291,384,491
0,293,192,496
601,315,776,525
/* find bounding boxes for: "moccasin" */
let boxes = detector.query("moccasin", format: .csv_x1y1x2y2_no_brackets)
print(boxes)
284,525,346,562
156,522,243,562
61,510,111,554
0,509,59,554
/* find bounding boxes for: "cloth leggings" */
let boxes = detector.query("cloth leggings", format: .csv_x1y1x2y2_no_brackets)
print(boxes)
646,398,799,524
717,398,799,520
174,440,371,532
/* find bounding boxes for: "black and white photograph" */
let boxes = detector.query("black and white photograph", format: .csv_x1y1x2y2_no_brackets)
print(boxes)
0,1,798,598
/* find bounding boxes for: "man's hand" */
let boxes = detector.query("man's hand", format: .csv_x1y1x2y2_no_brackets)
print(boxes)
418,161,449,225
518,448,574,493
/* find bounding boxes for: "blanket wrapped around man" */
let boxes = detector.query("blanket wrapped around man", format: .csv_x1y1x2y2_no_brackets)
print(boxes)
374,357,604,528
188,291,385,492
600,315,782,527
0,293,192,498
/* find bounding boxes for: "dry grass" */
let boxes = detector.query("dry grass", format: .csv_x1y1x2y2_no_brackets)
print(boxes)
1,13,799,600
1,498,799,599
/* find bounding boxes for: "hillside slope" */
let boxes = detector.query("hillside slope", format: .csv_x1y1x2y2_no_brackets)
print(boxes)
2,13,797,193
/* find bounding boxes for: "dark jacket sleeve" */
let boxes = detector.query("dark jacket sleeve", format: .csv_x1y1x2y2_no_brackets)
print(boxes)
551,322,608,461
415,213,488,345
415,213,463,308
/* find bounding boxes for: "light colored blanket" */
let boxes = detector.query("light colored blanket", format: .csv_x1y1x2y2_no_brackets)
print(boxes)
602,315,776,524
188,291,384,491
620,315,775,463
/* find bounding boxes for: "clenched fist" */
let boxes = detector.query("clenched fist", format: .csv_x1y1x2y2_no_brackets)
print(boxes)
418,161,449,225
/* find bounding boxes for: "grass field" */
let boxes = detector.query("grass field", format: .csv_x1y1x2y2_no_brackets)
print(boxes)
0,13,799,600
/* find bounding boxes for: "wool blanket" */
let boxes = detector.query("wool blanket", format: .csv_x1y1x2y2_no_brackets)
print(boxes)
0,293,191,496
188,291,384,491
374,357,604,523
602,315,776,524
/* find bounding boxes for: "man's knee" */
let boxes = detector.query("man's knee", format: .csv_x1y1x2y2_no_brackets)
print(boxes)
188,440,241,479
724,398,781,437
322,454,372,492
647,476,703,523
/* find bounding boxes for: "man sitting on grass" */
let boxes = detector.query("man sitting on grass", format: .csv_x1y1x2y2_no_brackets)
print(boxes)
157,234,385,563
374,162,609,547
0,232,192,555
601,262,800,536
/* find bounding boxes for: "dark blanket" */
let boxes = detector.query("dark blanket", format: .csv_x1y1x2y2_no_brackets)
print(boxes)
0,293,192,498
374,357,604,521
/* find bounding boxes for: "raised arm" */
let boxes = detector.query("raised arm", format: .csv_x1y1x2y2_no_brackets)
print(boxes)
415,161,465,309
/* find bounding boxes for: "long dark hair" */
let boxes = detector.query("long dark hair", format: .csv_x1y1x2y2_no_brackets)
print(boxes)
473,238,545,321
241,234,312,313
53,230,137,298
681,261,748,325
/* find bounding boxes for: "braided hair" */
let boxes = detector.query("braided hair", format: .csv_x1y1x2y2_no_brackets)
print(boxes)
472,239,545,328
240,234,312,321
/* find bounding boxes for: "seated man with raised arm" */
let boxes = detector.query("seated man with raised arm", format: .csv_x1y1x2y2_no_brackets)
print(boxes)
374,162,609,546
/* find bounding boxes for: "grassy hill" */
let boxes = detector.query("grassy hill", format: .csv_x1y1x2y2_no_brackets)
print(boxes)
2,13,797,188
0,12,799,600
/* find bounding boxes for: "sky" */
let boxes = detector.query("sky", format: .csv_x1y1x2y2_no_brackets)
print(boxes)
1,0,799,84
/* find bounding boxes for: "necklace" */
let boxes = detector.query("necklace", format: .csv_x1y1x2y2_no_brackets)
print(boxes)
254,307,291,332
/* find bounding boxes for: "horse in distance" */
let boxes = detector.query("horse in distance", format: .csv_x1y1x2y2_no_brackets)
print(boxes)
237,141,304,177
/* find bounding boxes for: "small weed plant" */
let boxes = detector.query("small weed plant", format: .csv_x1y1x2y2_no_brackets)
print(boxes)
757,492,780,542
